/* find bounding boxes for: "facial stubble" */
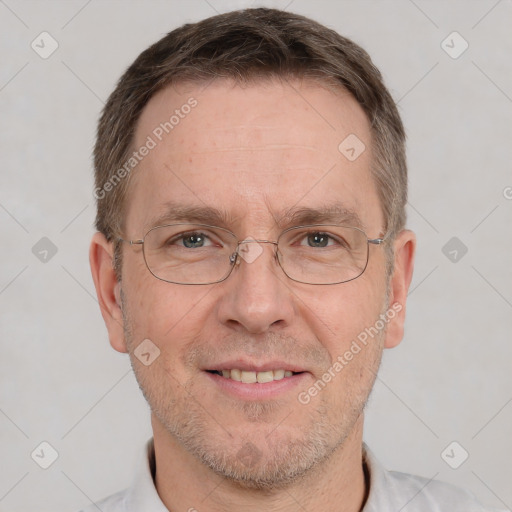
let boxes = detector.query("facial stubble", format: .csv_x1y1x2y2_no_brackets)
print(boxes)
120,287,388,491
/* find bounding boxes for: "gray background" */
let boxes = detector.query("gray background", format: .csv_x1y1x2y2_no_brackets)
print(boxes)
0,1,511,511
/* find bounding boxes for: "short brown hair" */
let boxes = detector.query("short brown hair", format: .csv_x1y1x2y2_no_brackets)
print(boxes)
94,7,407,274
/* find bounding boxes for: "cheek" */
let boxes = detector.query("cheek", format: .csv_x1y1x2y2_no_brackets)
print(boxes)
302,282,386,408
300,276,387,356
121,268,209,360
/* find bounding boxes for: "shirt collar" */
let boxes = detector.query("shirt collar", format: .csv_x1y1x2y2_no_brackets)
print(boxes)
124,438,168,511
362,444,400,511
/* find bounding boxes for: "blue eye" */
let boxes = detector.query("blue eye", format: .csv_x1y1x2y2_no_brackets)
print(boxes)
294,230,351,250
166,232,215,249
182,233,208,248
305,232,331,248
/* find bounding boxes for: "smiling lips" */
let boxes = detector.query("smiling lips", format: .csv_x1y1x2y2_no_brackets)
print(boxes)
209,368,297,383
204,362,308,400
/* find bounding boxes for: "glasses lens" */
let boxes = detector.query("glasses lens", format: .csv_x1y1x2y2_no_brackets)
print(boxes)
277,225,369,284
143,224,237,284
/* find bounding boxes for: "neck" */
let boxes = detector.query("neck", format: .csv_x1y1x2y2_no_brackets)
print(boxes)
152,414,368,512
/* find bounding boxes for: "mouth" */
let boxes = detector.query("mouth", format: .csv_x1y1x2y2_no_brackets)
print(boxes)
203,362,309,400
206,368,302,383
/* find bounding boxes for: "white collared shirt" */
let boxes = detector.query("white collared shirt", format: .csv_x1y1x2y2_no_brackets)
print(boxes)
79,439,506,512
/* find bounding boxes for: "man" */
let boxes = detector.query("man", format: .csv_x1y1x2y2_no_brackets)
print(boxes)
87,8,504,512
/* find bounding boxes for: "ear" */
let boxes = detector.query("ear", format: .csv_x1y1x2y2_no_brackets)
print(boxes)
384,229,416,349
89,232,128,353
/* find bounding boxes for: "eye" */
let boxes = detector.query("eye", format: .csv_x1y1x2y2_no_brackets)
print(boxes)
299,232,337,248
172,232,215,249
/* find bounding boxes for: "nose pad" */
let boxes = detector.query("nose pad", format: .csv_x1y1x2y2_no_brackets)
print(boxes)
230,251,240,266
232,240,280,269
237,238,265,264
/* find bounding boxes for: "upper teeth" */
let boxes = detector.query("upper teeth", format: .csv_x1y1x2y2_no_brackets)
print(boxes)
219,369,294,383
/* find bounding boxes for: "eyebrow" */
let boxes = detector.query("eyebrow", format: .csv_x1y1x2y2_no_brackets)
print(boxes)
277,204,364,230
146,202,240,231
145,200,364,233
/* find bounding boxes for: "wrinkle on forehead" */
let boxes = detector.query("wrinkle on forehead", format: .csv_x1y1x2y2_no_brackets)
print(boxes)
184,143,320,155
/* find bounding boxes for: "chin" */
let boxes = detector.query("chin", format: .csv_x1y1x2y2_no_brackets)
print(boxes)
157,396,351,491
194,435,333,491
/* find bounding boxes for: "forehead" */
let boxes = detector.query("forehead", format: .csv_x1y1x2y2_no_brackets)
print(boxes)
126,78,382,235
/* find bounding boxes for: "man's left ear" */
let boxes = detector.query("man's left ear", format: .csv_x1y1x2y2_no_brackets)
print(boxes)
384,229,416,349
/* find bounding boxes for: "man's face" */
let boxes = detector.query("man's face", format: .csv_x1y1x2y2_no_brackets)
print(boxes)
116,79,398,488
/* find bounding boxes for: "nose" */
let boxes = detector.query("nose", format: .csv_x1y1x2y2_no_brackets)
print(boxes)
216,240,296,334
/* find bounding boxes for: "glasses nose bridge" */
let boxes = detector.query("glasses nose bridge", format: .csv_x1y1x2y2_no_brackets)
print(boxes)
238,238,278,247
232,238,280,266
236,238,279,254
